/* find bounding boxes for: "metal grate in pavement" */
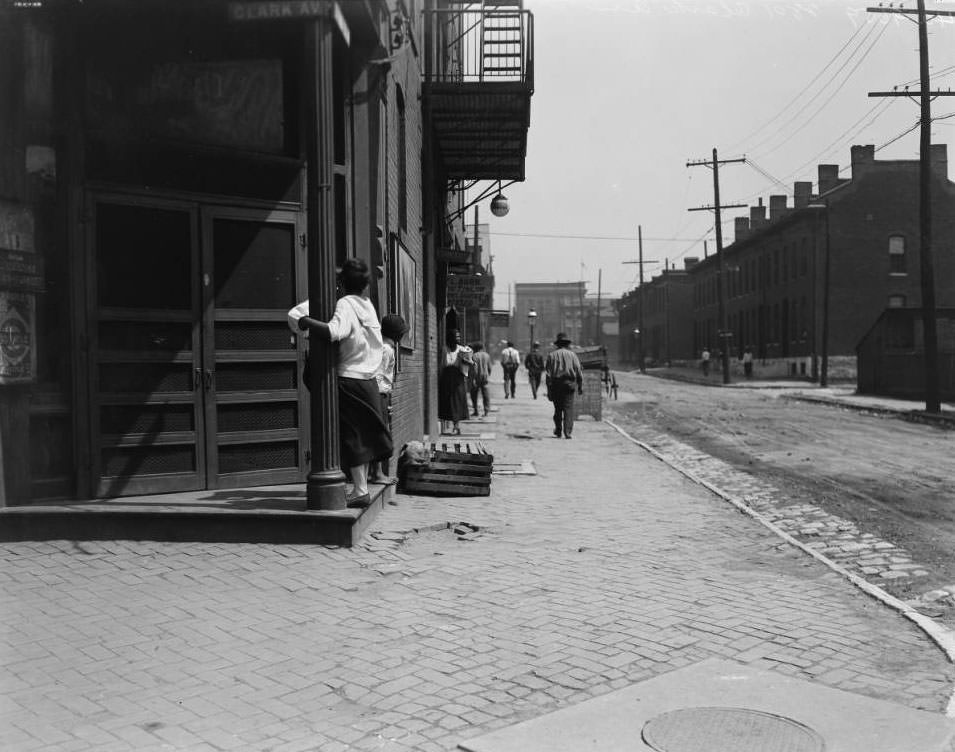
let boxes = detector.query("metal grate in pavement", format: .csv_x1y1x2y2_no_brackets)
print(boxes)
642,707,825,752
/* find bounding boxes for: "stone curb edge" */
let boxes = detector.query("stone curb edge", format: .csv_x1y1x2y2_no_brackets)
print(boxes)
783,393,955,430
603,417,955,718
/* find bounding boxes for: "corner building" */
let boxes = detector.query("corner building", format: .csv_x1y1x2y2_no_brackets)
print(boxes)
0,0,533,506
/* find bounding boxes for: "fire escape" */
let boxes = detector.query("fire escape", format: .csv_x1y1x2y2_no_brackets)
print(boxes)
423,1,534,182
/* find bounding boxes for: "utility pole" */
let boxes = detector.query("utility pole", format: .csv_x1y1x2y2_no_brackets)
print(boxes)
623,226,659,373
595,268,602,345
868,1,955,414
577,270,585,344
687,149,746,385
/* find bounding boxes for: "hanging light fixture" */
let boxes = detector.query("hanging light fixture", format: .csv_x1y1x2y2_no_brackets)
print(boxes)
490,180,509,217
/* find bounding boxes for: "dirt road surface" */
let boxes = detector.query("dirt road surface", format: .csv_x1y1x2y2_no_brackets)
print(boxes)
605,372,955,616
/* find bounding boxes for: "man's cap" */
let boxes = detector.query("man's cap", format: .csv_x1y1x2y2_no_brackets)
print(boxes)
554,332,572,345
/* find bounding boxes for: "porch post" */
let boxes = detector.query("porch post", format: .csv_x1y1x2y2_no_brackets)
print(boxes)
304,15,347,510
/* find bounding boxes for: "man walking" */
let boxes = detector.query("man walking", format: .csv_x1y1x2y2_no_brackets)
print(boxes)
545,332,583,439
524,341,545,399
500,340,520,399
468,342,492,416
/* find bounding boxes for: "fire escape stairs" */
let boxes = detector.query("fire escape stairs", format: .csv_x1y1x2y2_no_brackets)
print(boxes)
425,0,533,181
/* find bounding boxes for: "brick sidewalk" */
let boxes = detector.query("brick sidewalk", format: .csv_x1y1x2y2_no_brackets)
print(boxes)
1,388,952,751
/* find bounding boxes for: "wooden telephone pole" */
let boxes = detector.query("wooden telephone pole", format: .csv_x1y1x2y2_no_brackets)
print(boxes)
687,149,746,384
868,1,955,414
623,226,658,372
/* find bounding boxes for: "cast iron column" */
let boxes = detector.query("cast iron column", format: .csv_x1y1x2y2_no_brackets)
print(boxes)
304,15,347,510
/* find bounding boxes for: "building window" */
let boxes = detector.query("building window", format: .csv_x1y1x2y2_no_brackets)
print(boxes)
888,235,906,275
396,85,407,231
888,294,906,308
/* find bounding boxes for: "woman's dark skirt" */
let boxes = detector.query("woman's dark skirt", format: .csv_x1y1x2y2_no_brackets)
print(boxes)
339,377,393,467
438,365,469,422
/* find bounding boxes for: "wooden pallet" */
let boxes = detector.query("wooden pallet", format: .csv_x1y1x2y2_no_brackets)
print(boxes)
400,442,494,497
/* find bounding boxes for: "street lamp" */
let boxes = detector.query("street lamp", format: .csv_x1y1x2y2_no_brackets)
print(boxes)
527,308,537,349
633,328,641,370
808,201,831,388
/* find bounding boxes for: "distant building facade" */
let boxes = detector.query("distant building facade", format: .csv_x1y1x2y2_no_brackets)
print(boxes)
617,144,955,378
619,259,697,365
514,281,588,352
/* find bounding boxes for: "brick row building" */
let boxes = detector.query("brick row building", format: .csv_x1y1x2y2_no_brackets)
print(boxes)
0,0,534,511
620,145,955,378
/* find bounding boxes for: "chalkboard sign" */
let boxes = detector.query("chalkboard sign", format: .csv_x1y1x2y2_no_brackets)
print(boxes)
447,274,492,309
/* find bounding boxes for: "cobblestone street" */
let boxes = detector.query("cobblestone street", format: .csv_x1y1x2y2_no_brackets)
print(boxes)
2,386,953,751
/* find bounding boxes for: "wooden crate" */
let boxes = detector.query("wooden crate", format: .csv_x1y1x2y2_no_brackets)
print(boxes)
400,442,494,497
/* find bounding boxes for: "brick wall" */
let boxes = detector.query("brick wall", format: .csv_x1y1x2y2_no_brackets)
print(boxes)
384,40,430,452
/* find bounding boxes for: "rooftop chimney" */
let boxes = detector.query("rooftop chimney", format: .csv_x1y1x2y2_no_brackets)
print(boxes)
850,145,875,179
818,164,841,194
750,198,767,228
793,181,812,209
734,216,750,242
769,194,788,221
932,143,948,179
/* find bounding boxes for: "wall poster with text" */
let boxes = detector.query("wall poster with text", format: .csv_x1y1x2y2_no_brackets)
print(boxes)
0,291,36,384
396,239,416,351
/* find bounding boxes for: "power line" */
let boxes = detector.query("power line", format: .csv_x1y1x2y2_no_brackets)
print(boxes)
751,20,890,161
727,20,872,153
734,97,897,207
743,19,882,157
489,231,701,242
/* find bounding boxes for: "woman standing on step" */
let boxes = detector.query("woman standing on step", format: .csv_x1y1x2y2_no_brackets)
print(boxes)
438,329,472,435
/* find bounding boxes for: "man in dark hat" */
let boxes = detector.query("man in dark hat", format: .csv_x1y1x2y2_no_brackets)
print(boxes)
544,332,584,439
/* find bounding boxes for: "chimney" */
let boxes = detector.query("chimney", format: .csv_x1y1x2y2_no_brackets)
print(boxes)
734,216,750,242
850,144,875,179
793,181,812,209
769,194,788,221
932,143,948,179
818,164,840,194
750,198,767,228
684,257,700,270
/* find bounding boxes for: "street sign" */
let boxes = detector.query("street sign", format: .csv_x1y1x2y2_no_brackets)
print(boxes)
228,1,327,21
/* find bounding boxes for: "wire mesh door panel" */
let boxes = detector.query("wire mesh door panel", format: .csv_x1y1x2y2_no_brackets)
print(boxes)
90,197,205,497
202,208,306,489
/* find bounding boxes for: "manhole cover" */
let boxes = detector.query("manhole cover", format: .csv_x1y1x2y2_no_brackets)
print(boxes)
642,707,825,752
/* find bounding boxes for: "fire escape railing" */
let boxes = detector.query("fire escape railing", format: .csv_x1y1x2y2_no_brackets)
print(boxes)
424,7,534,87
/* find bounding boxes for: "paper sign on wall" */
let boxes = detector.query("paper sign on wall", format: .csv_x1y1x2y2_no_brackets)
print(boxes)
0,291,36,384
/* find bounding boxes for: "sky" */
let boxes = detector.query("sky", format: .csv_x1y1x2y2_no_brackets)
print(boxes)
481,0,955,309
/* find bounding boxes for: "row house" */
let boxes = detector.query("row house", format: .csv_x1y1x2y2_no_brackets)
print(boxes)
619,144,955,378
618,260,695,367
0,0,534,520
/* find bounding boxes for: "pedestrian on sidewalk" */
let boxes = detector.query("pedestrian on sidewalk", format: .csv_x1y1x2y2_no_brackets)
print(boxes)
742,346,754,378
288,258,393,508
468,342,492,417
524,341,545,399
370,313,407,486
439,330,472,435
545,332,583,439
700,347,711,377
501,340,520,398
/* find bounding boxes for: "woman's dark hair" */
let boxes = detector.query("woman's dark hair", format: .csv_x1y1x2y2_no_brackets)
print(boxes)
381,314,407,342
471,342,484,352
338,258,371,294
446,329,460,349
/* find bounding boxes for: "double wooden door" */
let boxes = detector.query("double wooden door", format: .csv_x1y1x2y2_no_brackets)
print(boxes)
88,193,308,497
